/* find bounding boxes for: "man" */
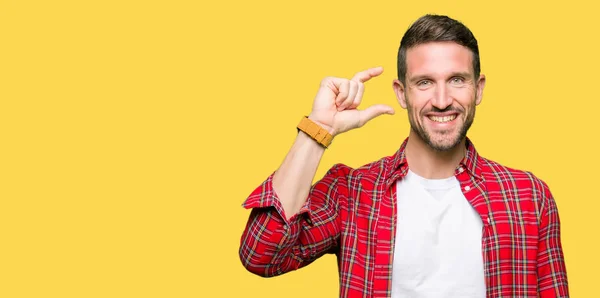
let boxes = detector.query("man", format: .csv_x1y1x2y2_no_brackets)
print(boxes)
239,15,569,298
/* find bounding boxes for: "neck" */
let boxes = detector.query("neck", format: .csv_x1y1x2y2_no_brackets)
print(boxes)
405,129,466,179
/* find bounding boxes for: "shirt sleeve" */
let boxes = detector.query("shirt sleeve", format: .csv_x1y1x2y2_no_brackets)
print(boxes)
537,182,569,297
238,164,349,277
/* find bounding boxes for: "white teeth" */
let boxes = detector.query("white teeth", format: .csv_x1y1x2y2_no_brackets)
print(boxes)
429,115,457,123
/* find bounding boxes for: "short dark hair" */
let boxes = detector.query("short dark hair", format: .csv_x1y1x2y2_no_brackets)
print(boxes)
397,15,480,84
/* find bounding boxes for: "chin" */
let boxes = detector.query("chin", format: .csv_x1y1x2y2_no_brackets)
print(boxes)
426,134,463,152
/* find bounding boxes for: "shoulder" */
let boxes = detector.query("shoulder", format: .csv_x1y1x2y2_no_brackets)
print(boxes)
478,155,554,220
479,156,550,193
324,154,393,182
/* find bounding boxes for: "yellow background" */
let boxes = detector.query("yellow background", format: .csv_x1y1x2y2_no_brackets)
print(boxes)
1,0,598,297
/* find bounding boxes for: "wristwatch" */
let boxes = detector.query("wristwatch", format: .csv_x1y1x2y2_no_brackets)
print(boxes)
297,116,334,148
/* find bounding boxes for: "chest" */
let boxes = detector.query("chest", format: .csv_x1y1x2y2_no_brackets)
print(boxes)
336,176,541,297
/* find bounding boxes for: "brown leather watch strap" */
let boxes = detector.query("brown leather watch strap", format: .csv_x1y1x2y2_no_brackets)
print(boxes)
297,116,333,148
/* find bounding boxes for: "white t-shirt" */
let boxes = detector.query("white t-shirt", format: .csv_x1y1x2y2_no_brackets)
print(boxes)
391,170,485,298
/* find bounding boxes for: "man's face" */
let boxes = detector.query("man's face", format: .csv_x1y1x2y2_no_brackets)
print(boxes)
394,42,486,151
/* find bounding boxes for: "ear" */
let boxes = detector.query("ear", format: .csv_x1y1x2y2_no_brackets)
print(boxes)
475,74,486,106
393,79,407,109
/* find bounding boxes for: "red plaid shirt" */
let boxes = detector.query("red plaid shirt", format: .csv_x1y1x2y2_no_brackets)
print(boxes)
239,138,569,297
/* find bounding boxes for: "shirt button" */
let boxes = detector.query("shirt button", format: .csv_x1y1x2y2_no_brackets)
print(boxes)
464,185,471,191
458,167,464,173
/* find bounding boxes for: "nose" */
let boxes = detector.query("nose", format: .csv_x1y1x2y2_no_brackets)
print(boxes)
431,84,453,110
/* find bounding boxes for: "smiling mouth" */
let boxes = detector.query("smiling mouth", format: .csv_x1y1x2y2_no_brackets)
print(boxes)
427,115,457,123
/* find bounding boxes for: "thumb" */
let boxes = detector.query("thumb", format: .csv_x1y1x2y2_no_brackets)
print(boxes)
358,104,395,127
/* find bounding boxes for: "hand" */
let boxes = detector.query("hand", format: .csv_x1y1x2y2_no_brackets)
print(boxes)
308,67,395,136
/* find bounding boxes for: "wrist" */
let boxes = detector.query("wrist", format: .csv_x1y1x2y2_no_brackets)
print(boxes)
307,114,335,136
297,116,334,148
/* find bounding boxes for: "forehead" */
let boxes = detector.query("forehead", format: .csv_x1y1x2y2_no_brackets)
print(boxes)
406,42,474,78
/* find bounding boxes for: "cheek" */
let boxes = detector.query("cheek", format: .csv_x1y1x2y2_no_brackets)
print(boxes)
406,100,422,119
412,88,434,100
449,87,476,104
406,91,431,112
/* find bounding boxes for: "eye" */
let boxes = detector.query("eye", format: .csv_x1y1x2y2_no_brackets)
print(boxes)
450,77,465,84
417,80,432,86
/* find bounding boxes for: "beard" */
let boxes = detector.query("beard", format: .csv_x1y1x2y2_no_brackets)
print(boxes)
406,96,476,152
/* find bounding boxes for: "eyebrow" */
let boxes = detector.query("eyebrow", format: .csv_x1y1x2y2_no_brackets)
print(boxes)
408,72,473,84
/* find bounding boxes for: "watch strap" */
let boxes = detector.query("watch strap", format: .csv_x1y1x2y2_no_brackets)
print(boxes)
297,116,333,148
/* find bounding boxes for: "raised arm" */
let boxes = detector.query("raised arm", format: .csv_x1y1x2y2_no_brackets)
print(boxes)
275,66,394,219
239,67,395,277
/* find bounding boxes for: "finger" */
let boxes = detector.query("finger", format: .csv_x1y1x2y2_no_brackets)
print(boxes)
358,104,395,127
339,81,359,110
335,80,350,106
351,66,384,83
349,82,364,109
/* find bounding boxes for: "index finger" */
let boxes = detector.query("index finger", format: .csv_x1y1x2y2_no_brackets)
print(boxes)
351,66,384,83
